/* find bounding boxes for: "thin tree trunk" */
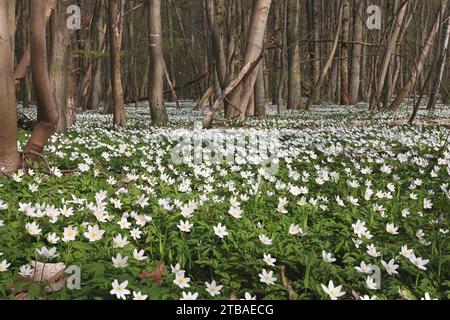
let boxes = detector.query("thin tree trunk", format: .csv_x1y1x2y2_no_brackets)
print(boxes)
306,0,345,110
427,13,450,113
167,1,176,88
287,0,301,109
277,0,288,113
408,67,434,124
370,0,409,111
90,0,106,110
148,0,169,125
271,0,282,104
108,0,126,127
349,0,363,105
254,62,266,117
307,0,320,85
387,4,444,111
205,0,230,114
164,58,180,109
171,0,202,95
340,0,350,105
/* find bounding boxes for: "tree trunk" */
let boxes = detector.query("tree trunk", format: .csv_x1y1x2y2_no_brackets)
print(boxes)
254,62,266,117
50,0,72,133
277,0,287,113
427,13,450,113
14,0,57,90
24,0,59,158
171,0,202,95
7,0,15,67
340,0,350,105
271,0,282,105
349,0,363,105
0,0,20,174
90,0,107,110
370,0,409,111
148,0,169,125
226,0,272,121
205,0,230,114
167,1,176,88
287,0,301,109
306,0,345,110
307,0,320,85
387,4,443,111
108,0,126,127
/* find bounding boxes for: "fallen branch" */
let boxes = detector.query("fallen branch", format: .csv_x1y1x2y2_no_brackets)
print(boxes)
195,86,214,111
163,59,180,108
164,73,209,95
280,266,297,300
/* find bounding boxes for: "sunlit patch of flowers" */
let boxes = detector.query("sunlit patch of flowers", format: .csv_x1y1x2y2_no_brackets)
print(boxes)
0,103,448,300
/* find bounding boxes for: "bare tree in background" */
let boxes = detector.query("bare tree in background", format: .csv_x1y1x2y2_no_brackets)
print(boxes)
50,0,76,133
427,8,450,113
349,0,363,105
370,0,409,111
340,0,350,105
387,2,445,111
287,0,301,110
148,0,168,125
306,0,345,110
108,0,126,127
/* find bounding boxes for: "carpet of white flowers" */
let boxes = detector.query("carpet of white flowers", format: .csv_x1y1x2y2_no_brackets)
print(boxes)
0,103,449,300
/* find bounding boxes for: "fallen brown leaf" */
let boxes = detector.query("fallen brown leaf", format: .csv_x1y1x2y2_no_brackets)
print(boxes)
139,261,165,283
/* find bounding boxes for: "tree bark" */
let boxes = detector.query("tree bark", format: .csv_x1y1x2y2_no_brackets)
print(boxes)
387,4,443,111
254,62,266,117
89,0,107,110
50,0,72,133
205,0,230,114
196,86,213,111
226,0,272,121
205,0,228,89
306,0,345,110
307,0,320,85
108,0,126,127
148,0,169,125
24,0,60,158
287,0,301,109
0,0,20,174
370,0,409,111
7,0,14,67
203,54,265,128
349,0,363,105
14,0,57,90
427,12,450,113
340,0,350,105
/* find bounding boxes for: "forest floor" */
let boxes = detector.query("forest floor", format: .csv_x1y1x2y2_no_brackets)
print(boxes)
0,103,449,300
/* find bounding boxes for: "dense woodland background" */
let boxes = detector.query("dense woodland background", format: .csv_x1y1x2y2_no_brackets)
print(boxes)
0,1,449,301
1,0,450,172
